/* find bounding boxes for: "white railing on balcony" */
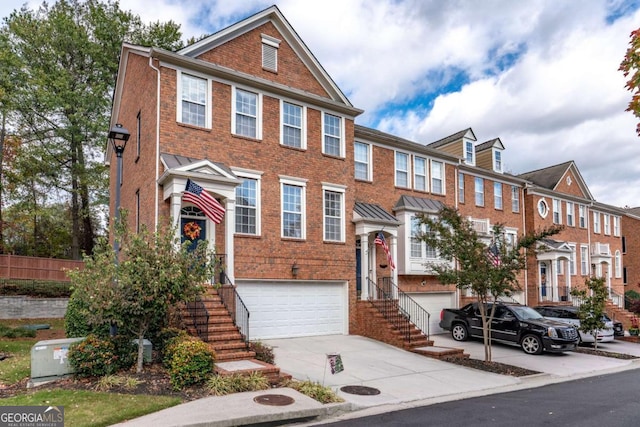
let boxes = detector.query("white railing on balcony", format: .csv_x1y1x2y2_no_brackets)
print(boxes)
469,217,490,234
591,242,610,256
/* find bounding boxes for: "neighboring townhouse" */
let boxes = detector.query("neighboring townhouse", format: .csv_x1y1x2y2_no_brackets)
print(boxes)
622,207,640,292
107,5,632,346
518,162,625,307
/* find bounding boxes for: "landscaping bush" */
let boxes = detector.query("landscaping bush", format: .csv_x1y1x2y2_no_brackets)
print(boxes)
68,334,135,378
165,338,215,390
0,324,36,338
110,335,137,370
155,327,189,362
282,379,344,404
64,294,109,338
0,279,72,298
249,341,275,365
206,372,269,396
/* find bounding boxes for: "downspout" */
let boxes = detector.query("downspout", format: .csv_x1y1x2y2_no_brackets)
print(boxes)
149,56,161,230
522,185,528,306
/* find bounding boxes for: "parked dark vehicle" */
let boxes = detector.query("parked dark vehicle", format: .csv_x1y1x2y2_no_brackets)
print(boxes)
534,305,618,343
440,302,579,355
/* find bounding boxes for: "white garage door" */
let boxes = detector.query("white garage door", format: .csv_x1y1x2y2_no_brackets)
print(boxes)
407,292,456,335
237,281,347,339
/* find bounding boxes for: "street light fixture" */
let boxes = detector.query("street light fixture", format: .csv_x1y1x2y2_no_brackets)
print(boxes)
108,123,130,257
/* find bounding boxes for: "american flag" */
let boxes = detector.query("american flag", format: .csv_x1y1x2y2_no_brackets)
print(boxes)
183,179,225,224
375,232,395,270
487,242,501,266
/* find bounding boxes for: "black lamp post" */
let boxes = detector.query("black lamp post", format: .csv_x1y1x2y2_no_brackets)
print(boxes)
108,123,130,258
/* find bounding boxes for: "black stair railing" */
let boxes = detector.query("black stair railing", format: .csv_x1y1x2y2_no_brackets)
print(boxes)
214,255,250,344
368,277,430,343
185,298,209,342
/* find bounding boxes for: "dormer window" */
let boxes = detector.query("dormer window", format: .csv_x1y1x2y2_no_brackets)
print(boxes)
262,34,280,72
465,140,474,164
494,150,502,172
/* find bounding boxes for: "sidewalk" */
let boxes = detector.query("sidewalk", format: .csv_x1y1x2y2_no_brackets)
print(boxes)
111,335,640,426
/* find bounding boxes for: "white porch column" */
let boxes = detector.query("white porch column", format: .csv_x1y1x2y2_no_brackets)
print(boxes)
224,200,235,284
360,233,370,301
170,193,182,241
391,234,398,299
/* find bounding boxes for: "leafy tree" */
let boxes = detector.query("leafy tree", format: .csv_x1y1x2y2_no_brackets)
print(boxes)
620,28,640,137
570,277,608,350
67,213,217,373
419,206,562,361
0,0,184,258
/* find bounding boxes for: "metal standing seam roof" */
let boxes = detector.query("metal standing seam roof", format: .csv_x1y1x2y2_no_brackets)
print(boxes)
353,202,400,224
394,195,444,213
160,152,236,177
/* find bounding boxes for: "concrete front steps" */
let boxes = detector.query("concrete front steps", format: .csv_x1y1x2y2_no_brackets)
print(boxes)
180,286,289,384
605,301,636,331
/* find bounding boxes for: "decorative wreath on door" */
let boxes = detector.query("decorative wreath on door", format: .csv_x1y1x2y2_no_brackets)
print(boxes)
183,221,202,240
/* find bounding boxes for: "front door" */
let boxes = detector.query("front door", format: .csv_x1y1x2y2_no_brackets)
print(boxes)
181,217,206,251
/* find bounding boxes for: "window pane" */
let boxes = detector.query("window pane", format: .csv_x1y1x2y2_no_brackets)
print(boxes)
354,142,369,180
235,179,257,234
181,74,206,127
236,89,257,137
283,102,302,147
324,191,342,241
414,157,426,191
324,113,341,156
431,161,443,194
283,184,302,238
396,152,408,187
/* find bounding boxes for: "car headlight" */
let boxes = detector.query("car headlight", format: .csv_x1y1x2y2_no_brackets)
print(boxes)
547,327,558,338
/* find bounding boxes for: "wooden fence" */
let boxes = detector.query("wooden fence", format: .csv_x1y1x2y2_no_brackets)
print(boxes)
0,254,84,282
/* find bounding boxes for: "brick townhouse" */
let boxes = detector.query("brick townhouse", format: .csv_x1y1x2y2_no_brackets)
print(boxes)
107,5,631,345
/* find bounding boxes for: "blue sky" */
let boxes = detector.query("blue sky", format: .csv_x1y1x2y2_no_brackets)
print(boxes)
3,0,640,208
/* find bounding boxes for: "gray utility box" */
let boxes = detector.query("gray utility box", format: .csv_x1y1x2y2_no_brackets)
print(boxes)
31,338,85,380
132,338,152,363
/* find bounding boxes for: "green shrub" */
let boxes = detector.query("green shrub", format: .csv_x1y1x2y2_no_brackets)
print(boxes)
0,324,37,338
283,379,343,404
0,279,72,297
206,372,269,396
155,327,189,362
68,335,135,378
165,338,215,390
249,341,275,365
64,294,109,338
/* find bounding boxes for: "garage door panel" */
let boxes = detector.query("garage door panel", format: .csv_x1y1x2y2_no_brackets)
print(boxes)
408,292,456,335
238,282,346,339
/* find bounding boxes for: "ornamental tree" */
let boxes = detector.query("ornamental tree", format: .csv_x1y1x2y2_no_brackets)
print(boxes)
67,213,217,373
620,28,640,137
419,206,562,361
570,277,608,350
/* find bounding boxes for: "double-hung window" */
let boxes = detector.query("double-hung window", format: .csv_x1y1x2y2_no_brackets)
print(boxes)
323,184,345,242
411,216,437,259
475,177,484,206
431,160,444,194
494,182,502,210
494,150,502,172
614,216,620,236
322,113,342,156
603,214,610,235
235,172,261,235
234,88,261,138
566,202,574,226
414,156,427,191
354,142,370,181
552,199,561,224
281,177,306,239
593,212,601,233
580,245,589,275
511,186,519,212
395,152,409,188
465,141,474,164
569,244,576,275
179,72,209,128
458,173,465,203
579,205,586,228
281,101,304,148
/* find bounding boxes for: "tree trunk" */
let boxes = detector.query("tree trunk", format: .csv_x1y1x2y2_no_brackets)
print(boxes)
70,136,80,259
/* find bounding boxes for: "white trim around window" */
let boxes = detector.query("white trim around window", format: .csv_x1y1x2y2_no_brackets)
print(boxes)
566,201,574,227
414,156,427,191
431,160,444,194
233,168,263,236
176,70,212,128
511,185,519,213
395,151,410,188
613,216,620,237
354,141,371,181
552,199,562,224
279,176,307,239
321,112,345,157
322,183,346,243
474,177,484,207
494,182,502,210
580,245,589,275
232,86,263,139
569,244,576,275
280,100,306,149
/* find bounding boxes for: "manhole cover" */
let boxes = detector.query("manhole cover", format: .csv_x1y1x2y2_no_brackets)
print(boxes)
340,385,381,395
253,394,295,406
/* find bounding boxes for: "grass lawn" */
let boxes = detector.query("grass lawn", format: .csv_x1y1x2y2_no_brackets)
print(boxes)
0,318,182,426
1,389,181,427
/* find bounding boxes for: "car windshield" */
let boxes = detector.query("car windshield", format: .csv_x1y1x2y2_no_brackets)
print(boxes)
509,305,544,321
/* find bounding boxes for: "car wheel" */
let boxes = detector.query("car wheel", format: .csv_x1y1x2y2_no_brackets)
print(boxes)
521,334,543,355
451,323,469,341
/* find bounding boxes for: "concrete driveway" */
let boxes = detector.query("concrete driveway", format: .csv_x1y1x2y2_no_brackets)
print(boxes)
431,333,640,377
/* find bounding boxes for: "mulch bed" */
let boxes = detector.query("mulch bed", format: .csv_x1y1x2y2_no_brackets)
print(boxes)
441,356,540,377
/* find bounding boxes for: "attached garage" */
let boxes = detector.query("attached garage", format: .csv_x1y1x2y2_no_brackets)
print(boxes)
236,281,348,339
407,292,456,335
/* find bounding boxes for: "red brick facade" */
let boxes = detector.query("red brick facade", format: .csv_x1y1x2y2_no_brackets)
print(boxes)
108,6,630,340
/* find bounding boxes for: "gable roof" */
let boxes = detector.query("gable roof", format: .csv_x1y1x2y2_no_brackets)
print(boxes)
518,160,594,200
426,128,476,149
178,5,352,107
160,153,238,182
476,138,504,152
